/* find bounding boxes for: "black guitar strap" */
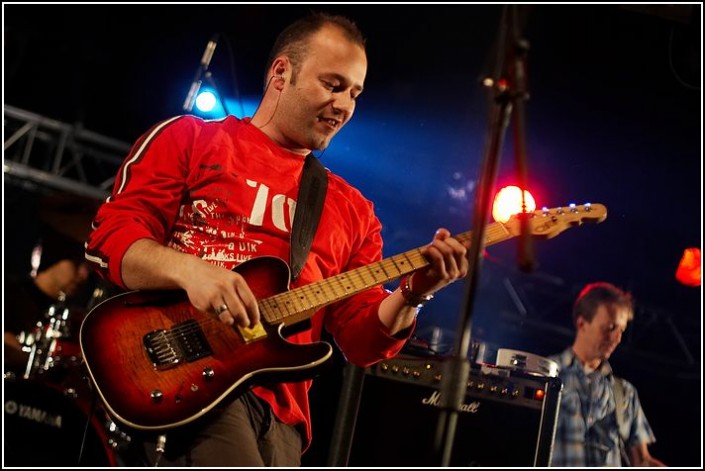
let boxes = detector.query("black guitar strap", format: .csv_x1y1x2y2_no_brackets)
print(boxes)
290,153,328,281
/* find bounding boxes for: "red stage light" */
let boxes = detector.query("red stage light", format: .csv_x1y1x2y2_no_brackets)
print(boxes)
675,247,701,287
492,185,536,223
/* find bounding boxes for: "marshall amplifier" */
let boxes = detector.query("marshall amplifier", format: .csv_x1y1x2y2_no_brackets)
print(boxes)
346,355,562,467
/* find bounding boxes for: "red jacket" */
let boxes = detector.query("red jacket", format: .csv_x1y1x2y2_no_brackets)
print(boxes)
85,115,411,447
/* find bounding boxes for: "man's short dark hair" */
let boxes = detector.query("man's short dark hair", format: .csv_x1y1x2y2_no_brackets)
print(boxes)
572,282,634,327
263,12,366,89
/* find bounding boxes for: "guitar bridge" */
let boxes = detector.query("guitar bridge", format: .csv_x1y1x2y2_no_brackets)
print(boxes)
144,319,213,370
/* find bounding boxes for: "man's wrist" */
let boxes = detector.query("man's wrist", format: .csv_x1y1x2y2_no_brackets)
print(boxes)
399,274,434,308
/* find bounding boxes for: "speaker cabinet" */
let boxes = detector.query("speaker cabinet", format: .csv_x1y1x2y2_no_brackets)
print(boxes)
347,355,561,467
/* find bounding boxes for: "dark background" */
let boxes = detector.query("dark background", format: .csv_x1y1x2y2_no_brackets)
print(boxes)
3,4,702,467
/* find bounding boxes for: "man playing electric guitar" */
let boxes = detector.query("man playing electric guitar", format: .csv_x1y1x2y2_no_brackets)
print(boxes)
82,11,609,467
83,13,469,467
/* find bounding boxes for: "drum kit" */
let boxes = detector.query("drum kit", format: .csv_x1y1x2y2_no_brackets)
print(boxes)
2,191,138,466
3,295,130,466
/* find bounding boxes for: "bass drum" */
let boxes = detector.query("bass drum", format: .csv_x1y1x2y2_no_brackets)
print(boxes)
3,378,117,466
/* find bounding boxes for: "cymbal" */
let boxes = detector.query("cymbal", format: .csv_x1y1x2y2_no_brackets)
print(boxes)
38,192,101,244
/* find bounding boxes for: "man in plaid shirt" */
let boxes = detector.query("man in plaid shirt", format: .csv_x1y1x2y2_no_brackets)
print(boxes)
549,282,665,467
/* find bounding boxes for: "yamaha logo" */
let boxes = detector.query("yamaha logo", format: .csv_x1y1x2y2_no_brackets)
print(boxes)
4,399,63,428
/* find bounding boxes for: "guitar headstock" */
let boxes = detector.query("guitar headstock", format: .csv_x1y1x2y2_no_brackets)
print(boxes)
505,203,607,239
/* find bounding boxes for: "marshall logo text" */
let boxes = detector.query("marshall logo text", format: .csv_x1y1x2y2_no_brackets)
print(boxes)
421,390,481,413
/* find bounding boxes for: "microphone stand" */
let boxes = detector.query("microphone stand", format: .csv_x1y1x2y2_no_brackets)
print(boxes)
509,9,535,273
183,33,231,117
183,35,218,113
432,6,532,466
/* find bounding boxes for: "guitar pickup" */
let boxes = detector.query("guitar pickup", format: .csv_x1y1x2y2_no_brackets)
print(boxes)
144,319,213,370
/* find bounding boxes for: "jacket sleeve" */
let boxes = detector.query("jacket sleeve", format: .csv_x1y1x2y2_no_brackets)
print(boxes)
323,204,414,367
84,116,198,288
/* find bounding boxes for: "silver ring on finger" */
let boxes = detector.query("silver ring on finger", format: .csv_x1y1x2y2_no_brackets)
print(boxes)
215,303,229,315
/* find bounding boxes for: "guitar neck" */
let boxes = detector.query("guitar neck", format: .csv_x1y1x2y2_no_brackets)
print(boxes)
260,221,514,325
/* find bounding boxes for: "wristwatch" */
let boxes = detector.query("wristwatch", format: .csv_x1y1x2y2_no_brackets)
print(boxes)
399,274,434,308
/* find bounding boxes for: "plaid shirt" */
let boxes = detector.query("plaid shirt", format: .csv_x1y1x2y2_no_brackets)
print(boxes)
548,349,656,467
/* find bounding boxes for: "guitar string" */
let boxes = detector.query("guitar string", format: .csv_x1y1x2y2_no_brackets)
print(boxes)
154,224,510,350
156,207,594,349
156,222,512,346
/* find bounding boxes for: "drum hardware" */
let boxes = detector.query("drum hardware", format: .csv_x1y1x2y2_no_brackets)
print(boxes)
106,419,133,451
3,371,18,381
20,298,81,380
6,296,132,466
64,386,79,399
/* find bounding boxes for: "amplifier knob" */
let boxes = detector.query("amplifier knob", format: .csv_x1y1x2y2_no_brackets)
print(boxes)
490,385,498,393
402,367,410,375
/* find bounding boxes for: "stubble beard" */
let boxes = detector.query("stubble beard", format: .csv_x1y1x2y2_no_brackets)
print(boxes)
305,121,334,151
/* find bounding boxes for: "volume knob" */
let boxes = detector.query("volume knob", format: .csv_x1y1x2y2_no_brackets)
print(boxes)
151,390,163,403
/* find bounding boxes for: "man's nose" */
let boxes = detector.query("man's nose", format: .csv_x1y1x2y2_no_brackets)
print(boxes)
332,93,355,117
610,329,623,343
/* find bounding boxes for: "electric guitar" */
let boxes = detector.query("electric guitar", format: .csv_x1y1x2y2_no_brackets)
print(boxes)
79,203,606,431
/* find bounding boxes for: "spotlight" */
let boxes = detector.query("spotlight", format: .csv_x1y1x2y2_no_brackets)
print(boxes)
195,90,217,113
492,185,536,223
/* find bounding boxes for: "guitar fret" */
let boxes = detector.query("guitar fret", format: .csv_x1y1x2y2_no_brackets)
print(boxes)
398,252,415,272
317,279,336,304
294,292,311,311
287,293,308,314
301,283,325,307
332,273,351,297
376,260,391,279
386,256,404,278
262,292,296,323
488,223,510,243
406,248,427,270
260,300,277,323
363,265,380,284
347,268,375,290
357,267,380,286
455,230,472,245
306,283,327,307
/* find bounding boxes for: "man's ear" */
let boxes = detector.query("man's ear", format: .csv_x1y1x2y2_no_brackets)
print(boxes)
271,57,290,91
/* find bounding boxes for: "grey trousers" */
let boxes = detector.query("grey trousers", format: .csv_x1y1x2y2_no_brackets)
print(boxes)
130,390,303,467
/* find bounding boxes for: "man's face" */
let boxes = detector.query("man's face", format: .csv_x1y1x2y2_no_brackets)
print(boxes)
577,304,630,362
53,259,90,297
275,25,367,151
